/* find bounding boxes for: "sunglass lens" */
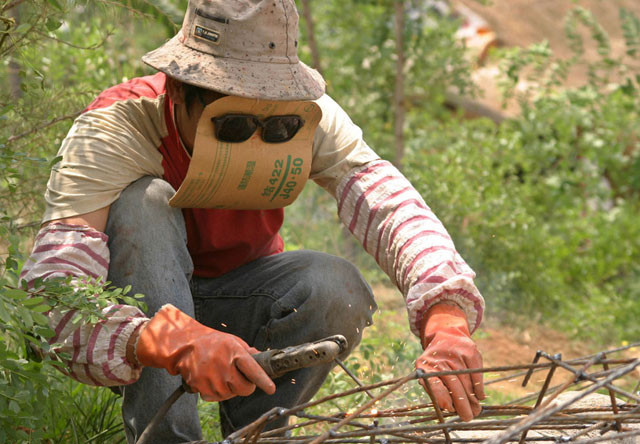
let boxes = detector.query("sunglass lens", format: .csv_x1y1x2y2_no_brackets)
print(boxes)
213,115,258,143
262,116,304,143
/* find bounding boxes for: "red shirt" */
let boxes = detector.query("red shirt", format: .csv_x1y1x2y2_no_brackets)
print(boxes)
85,73,284,277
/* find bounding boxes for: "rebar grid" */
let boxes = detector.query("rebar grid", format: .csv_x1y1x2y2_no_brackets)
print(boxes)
212,342,639,444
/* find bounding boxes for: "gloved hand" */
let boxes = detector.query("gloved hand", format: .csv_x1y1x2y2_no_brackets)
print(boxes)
416,303,485,421
135,304,276,402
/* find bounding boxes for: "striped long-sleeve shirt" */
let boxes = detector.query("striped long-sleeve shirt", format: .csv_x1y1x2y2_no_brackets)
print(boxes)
20,223,148,385
30,74,484,386
335,160,483,335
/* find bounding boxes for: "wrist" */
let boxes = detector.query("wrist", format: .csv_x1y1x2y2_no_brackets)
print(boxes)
420,303,470,349
126,321,148,367
134,304,219,370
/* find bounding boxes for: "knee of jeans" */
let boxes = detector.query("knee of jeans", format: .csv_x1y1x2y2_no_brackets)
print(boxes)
122,176,174,210
106,177,188,255
304,254,377,354
110,177,183,228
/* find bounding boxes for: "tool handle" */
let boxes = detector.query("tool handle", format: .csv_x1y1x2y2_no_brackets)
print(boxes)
252,334,347,379
136,335,348,444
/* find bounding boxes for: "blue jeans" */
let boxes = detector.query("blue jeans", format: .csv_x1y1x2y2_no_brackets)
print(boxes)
105,177,377,444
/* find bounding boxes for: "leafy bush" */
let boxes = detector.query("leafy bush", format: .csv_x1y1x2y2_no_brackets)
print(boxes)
285,0,475,285
289,4,640,343
1,0,638,442
402,8,640,341
46,381,125,444
0,236,145,442
0,1,168,442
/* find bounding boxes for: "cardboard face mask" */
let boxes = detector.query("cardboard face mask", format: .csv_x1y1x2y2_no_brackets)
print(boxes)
169,96,322,210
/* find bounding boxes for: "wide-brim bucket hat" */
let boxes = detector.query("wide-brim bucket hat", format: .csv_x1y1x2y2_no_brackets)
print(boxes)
142,0,326,101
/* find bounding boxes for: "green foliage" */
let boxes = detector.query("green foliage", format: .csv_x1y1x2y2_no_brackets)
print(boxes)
402,7,640,341
198,398,223,443
285,1,475,285
0,229,142,443
295,0,474,159
308,310,424,422
46,382,125,444
0,232,145,442
0,0,638,441
0,1,167,442
620,8,640,57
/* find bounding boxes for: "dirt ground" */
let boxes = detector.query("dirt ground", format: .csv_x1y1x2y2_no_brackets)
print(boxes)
448,0,640,118
455,0,640,63
369,285,639,400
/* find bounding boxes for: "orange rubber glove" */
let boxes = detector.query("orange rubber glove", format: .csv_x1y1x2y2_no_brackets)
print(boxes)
416,303,485,421
135,304,276,402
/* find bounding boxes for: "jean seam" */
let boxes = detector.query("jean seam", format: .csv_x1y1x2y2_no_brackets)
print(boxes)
192,291,281,301
193,298,201,323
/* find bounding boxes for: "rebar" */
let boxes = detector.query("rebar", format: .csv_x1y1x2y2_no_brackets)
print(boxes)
204,342,640,444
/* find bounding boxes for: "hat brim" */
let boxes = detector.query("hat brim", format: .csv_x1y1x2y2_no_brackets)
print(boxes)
142,33,326,101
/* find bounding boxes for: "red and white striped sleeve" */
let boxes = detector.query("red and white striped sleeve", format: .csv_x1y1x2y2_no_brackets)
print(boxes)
335,160,484,335
20,223,149,386
311,95,485,335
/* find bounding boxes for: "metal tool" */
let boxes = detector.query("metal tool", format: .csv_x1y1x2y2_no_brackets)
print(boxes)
136,335,348,444
252,334,347,378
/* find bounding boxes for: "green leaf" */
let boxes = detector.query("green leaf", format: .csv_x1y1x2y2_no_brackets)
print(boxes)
23,297,45,307
45,18,63,32
47,0,64,11
71,312,83,324
48,155,63,167
30,304,52,313
32,312,49,326
8,400,20,414
15,23,31,34
24,333,44,347
4,257,18,272
3,288,27,300
0,104,13,115
0,304,10,323
21,311,34,330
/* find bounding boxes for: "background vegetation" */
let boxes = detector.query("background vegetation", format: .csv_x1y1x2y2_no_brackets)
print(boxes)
0,0,638,442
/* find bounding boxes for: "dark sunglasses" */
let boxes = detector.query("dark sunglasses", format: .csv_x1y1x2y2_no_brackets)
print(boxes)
211,114,305,144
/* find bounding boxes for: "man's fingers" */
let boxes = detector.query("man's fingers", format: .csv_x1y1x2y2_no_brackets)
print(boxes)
200,393,219,402
420,376,453,412
470,369,485,401
236,354,276,394
464,353,486,401
441,373,474,421
228,369,257,397
201,388,232,402
456,371,482,417
197,381,226,402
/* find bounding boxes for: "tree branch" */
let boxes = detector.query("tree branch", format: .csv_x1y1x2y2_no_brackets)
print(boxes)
393,0,406,170
35,29,113,50
0,12,43,58
2,0,27,13
300,0,323,76
6,110,83,144
94,0,154,21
